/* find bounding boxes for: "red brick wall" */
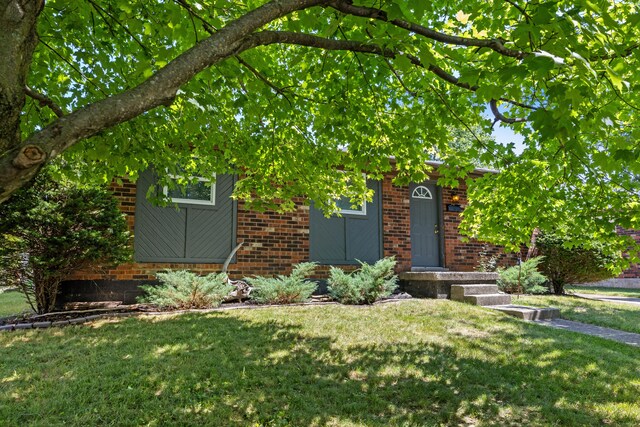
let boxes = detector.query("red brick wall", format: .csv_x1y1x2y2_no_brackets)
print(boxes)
617,228,640,278
381,177,412,272
441,183,517,271
67,174,516,281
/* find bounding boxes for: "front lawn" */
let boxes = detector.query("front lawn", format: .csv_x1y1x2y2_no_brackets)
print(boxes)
566,285,640,298
0,290,32,317
1,300,639,426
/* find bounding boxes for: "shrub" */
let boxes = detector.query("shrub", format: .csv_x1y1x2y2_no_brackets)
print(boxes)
476,244,499,272
328,257,398,304
497,257,548,294
247,262,318,304
138,270,233,309
0,169,131,314
536,233,616,295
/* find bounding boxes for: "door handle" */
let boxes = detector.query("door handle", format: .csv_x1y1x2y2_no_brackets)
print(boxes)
434,224,439,234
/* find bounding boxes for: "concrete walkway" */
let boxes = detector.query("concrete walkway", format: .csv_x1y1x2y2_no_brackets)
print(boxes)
574,293,640,307
536,319,640,347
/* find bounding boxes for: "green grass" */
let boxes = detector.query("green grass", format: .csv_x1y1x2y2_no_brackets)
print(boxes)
0,290,33,317
515,293,640,335
566,285,640,298
1,300,640,426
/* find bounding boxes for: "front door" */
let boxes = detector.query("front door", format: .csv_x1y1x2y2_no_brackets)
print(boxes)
410,182,441,267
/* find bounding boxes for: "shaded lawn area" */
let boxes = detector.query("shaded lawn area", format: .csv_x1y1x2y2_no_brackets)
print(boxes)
566,285,640,298
0,290,32,317
2,300,640,426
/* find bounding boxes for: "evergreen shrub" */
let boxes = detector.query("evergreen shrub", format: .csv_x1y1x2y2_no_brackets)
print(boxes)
0,170,131,313
247,262,318,304
138,270,233,309
328,257,398,304
497,257,548,294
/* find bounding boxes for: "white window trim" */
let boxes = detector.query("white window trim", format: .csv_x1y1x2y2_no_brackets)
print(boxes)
163,173,216,206
336,172,367,216
339,201,367,216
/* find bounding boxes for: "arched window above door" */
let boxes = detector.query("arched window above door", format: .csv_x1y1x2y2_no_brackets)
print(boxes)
411,185,433,200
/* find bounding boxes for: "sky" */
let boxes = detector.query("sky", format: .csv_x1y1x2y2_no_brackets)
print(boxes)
487,103,527,154
492,122,526,154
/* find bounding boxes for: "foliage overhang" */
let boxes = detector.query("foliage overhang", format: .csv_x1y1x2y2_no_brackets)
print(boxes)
1,0,639,267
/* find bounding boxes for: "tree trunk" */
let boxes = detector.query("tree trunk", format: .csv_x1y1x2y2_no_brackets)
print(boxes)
552,279,565,295
34,278,61,314
0,0,46,201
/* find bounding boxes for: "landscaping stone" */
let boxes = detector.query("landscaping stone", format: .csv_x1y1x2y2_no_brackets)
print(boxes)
389,292,413,300
0,325,14,331
32,321,52,328
13,323,33,330
108,312,133,318
64,301,123,310
51,320,70,327
68,317,86,324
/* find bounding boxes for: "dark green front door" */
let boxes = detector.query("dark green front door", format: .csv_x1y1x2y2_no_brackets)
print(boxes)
410,183,441,267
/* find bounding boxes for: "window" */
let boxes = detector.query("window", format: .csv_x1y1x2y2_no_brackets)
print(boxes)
163,173,216,205
411,185,433,200
334,172,367,215
336,195,366,215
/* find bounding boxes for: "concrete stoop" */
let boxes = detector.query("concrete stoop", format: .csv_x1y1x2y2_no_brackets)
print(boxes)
399,272,560,320
450,284,512,306
399,272,499,299
491,305,560,320
451,284,560,319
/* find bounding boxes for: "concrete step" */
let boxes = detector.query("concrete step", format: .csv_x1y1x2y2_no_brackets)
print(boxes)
410,267,449,272
464,293,512,306
398,272,499,299
451,284,500,301
492,305,560,321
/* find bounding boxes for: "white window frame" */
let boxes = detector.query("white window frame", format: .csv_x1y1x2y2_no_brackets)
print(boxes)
336,172,367,216
163,173,216,206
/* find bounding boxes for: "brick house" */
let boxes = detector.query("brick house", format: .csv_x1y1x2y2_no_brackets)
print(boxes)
61,166,519,304
614,228,640,283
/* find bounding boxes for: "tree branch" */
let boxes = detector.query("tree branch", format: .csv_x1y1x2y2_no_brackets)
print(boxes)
503,0,531,22
383,57,417,97
235,56,293,104
245,31,535,116
489,99,528,124
2,0,539,203
39,39,108,96
175,0,295,103
327,0,526,59
0,0,327,203
24,85,65,117
85,0,151,56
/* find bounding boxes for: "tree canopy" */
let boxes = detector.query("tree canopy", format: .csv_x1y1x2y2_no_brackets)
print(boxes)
1,0,639,268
